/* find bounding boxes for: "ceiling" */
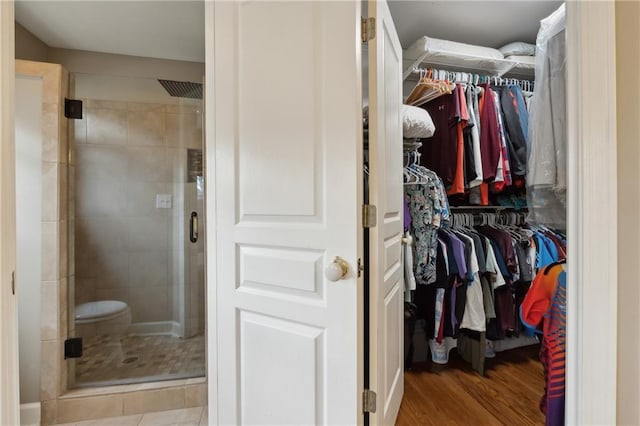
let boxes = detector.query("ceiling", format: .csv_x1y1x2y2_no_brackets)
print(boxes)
15,0,205,63
388,1,564,48
15,1,563,63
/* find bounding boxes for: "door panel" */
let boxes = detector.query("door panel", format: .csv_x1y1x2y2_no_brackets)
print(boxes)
368,1,404,424
213,1,363,424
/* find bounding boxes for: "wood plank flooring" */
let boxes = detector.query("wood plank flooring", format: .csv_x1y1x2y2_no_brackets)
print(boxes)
396,344,545,425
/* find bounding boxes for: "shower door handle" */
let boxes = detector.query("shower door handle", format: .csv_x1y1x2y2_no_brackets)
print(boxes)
190,212,198,243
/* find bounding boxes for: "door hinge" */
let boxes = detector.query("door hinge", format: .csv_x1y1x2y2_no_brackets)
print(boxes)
363,389,377,413
357,258,364,278
361,17,376,43
363,204,377,228
64,98,83,119
64,337,83,359
11,271,15,295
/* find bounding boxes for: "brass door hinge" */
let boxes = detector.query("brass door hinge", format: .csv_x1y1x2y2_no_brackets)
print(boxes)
363,389,377,413
362,204,377,228
361,17,376,43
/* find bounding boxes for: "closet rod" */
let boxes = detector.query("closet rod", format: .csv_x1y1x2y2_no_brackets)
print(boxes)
449,205,528,211
409,66,534,90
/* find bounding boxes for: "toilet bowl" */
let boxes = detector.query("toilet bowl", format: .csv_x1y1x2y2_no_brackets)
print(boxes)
75,300,131,338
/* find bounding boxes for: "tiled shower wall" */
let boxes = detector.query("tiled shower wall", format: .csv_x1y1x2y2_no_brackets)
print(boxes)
73,100,204,331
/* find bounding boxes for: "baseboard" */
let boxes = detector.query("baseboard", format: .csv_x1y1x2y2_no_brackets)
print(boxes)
20,402,40,426
129,321,181,337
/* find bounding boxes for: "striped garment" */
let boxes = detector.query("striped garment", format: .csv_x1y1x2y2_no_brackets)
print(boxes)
521,263,566,426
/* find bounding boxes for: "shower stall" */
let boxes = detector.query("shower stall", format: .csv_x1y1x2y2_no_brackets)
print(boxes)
68,73,206,387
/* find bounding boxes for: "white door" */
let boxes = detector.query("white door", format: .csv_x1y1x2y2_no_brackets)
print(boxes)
366,1,404,424
212,1,364,424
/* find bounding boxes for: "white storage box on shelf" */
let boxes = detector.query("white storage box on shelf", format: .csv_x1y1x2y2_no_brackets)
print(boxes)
402,36,535,81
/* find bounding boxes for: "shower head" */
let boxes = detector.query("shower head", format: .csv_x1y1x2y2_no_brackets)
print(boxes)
158,79,203,100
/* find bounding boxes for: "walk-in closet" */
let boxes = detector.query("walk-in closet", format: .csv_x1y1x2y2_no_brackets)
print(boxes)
373,1,567,424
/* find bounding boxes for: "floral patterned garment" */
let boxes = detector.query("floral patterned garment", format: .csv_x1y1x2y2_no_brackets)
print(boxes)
405,168,450,285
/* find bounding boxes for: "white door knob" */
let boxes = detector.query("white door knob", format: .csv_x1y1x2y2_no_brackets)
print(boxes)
325,256,350,281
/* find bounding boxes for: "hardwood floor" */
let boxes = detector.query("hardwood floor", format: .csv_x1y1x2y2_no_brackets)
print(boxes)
396,344,545,425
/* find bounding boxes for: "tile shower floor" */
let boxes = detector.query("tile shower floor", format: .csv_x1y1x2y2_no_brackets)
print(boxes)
75,334,205,386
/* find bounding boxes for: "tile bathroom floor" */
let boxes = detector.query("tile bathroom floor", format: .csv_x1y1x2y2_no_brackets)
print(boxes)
75,334,205,386
56,406,208,426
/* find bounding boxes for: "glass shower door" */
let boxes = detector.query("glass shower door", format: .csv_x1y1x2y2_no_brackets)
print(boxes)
69,73,205,387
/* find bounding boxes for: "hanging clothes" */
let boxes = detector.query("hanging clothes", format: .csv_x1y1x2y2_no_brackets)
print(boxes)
527,3,567,228
521,262,566,426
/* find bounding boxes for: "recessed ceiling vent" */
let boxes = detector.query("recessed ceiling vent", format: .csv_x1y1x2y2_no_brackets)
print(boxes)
158,79,203,99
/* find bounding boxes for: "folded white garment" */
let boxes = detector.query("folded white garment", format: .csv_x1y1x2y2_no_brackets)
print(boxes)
402,104,435,138
499,41,536,56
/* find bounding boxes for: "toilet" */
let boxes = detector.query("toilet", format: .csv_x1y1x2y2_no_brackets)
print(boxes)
75,300,131,338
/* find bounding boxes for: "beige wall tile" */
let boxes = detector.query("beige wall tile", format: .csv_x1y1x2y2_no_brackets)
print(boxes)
75,178,126,217
58,277,68,338
125,181,171,217
41,280,59,341
75,145,128,182
166,113,202,149
129,251,169,288
166,104,201,115
59,220,68,279
127,102,166,113
42,66,62,105
127,216,168,252
41,340,59,400
86,108,127,145
185,384,207,408
57,395,123,424
76,217,128,258
94,288,130,305
42,102,60,163
76,414,142,426
42,161,59,222
84,99,127,110
59,165,68,221
40,399,57,426
122,387,185,415
74,116,87,145
75,279,96,305
92,251,129,290
138,407,203,426
42,222,60,281
59,115,69,164
68,275,76,332
129,286,169,323
168,148,187,184
69,219,75,274
61,68,69,99
126,147,170,182
68,165,76,220
127,110,166,147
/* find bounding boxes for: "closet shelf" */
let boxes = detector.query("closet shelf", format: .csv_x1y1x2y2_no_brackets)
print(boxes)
402,49,535,82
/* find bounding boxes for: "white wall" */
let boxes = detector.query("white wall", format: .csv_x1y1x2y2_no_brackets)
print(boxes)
15,75,42,405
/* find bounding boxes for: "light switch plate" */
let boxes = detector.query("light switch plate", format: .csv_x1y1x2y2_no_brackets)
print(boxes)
156,194,172,209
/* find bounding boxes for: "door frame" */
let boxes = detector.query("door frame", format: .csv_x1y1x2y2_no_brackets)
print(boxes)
0,1,619,424
204,2,218,425
565,1,617,424
0,1,18,425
